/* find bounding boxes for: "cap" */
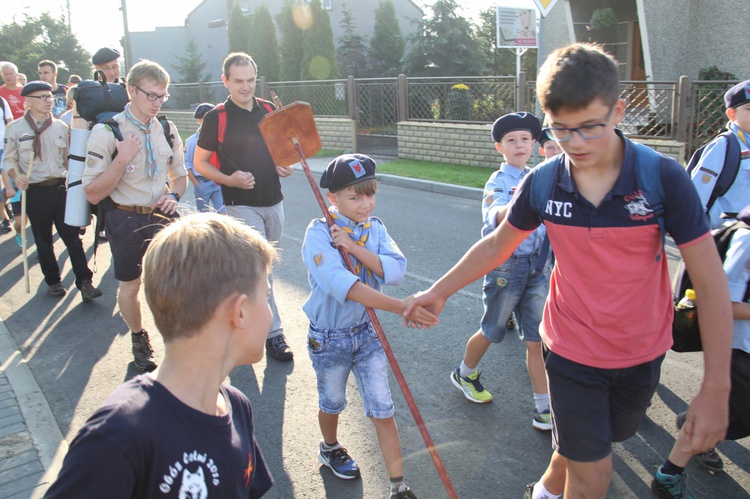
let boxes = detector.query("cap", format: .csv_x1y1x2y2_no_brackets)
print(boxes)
491,112,542,143
320,154,377,192
193,103,216,119
21,80,52,97
92,47,121,65
536,129,551,146
724,79,750,109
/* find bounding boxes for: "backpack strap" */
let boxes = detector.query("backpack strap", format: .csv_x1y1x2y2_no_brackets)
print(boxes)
632,142,666,262
156,115,175,151
707,131,742,213
258,98,275,114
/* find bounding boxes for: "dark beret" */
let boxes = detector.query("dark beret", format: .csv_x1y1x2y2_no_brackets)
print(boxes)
724,79,750,109
194,103,216,119
536,129,551,146
92,47,121,65
491,112,542,143
320,154,377,192
20,80,52,97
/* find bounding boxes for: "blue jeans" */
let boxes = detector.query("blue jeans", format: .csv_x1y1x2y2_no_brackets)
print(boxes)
307,322,394,419
480,254,550,343
193,177,226,213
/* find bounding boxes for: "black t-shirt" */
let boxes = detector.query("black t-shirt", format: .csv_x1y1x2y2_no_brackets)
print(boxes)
197,97,282,207
51,84,68,119
45,375,273,498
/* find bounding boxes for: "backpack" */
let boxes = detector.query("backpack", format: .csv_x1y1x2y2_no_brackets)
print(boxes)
529,142,666,261
671,220,750,352
73,70,129,123
685,131,742,214
208,99,275,170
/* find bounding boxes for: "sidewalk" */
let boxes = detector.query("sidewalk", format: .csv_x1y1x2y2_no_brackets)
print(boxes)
0,156,480,497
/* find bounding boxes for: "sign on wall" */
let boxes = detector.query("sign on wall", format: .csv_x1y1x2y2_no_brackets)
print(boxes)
496,7,538,48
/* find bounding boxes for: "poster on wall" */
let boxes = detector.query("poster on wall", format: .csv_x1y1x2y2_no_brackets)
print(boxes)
496,7,538,48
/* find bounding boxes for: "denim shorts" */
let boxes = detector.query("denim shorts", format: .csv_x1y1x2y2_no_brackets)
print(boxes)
544,347,664,462
480,254,550,343
307,322,394,419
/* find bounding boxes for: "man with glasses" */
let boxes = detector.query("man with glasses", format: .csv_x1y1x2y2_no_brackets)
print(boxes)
92,47,123,83
2,81,101,300
83,60,187,372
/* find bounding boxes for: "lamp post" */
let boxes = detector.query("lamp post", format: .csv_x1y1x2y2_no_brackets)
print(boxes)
120,0,133,72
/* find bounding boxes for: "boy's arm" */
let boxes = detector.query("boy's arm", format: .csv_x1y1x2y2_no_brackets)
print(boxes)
678,235,733,454
346,281,437,326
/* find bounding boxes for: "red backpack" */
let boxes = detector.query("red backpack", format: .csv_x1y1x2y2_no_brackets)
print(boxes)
209,99,275,169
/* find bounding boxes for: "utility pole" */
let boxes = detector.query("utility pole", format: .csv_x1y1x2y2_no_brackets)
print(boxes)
120,0,133,72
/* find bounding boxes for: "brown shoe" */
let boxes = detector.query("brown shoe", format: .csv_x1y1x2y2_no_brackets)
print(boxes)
79,280,102,302
266,334,293,361
132,330,157,372
48,282,66,297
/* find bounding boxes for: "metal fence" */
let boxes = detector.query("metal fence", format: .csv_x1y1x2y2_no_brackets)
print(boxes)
165,75,739,159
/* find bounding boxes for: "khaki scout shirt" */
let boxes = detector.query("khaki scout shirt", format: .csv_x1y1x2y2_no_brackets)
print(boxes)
2,115,69,183
82,111,187,206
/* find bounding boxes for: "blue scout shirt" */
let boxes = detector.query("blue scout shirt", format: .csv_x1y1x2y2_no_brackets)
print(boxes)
184,130,199,176
691,122,750,229
724,225,750,353
302,207,406,329
482,163,546,256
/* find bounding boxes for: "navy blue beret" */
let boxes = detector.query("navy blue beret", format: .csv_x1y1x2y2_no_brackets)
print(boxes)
725,79,750,109
194,103,216,119
491,112,542,143
20,80,52,97
92,47,121,65
536,129,551,145
320,154,377,192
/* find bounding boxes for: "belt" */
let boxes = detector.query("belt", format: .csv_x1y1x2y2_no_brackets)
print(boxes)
114,203,154,215
29,178,65,187
196,175,210,182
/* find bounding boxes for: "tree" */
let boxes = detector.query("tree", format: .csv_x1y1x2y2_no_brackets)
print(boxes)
171,38,209,83
277,0,306,81
300,0,341,80
475,8,536,77
336,4,368,78
248,4,281,82
369,0,405,77
0,13,91,82
228,4,251,54
402,0,485,77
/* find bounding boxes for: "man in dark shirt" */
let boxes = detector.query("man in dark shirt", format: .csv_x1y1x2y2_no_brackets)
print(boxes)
194,52,295,361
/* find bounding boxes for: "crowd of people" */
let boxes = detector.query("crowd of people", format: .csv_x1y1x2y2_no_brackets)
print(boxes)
0,41,748,499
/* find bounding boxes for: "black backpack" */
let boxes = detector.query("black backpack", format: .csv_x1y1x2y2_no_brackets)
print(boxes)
671,220,750,352
685,131,742,214
73,70,129,123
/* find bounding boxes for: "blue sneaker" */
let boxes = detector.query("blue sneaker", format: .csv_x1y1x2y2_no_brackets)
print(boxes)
318,441,360,480
651,466,695,499
15,233,22,247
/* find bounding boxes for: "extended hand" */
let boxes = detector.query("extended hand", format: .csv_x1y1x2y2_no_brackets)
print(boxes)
402,290,445,327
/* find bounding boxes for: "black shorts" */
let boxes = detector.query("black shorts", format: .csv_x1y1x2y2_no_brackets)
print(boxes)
106,208,177,282
543,347,664,462
10,200,21,216
727,348,750,441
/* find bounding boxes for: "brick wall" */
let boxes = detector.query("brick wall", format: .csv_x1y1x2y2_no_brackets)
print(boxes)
315,117,355,152
164,111,196,137
632,138,686,163
398,122,497,167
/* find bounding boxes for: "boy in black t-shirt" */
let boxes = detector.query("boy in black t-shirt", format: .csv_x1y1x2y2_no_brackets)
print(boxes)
45,213,277,498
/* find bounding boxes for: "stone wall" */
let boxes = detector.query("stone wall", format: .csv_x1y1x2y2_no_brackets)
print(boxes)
315,117,356,152
397,122,496,167
632,138,686,163
164,111,195,137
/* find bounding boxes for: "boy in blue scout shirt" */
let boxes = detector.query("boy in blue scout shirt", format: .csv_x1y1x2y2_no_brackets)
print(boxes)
301,154,434,499
691,79,750,228
185,103,225,213
450,112,553,432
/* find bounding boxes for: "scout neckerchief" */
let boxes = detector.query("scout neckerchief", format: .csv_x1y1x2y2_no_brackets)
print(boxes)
730,121,750,151
23,111,52,162
124,105,158,178
329,208,375,287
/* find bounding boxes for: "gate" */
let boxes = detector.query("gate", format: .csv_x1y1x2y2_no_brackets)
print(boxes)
355,78,399,157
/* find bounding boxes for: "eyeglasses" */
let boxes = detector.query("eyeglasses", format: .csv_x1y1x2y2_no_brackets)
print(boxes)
542,107,614,142
26,95,53,102
135,85,170,103
99,64,119,71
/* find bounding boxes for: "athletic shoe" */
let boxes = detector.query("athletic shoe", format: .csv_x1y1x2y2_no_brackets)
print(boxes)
675,411,724,472
523,482,535,499
450,367,493,403
79,280,102,302
390,486,417,499
651,466,695,499
266,334,293,361
533,408,552,431
132,330,157,372
47,282,66,297
15,234,22,247
318,441,360,480
0,219,10,233
506,313,517,330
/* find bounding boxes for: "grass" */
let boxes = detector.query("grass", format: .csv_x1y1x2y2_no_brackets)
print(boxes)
374,159,492,189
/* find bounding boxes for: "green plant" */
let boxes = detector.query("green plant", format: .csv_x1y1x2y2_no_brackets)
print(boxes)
590,8,617,31
446,84,474,121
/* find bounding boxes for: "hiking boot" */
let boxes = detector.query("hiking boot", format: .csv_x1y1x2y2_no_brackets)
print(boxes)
450,367,493,403
132,330,157,372
48,282,66,297
651,466,695,499
266,334,293,361
318,441,360,480
0,219,10,233
675,411,724,472
79,280,102,302
533,408,552,431
391,486,417,499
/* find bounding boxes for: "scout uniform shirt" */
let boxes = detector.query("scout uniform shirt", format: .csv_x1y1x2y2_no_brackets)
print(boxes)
691,122,750,228
82,109,187,207
2,115,68,182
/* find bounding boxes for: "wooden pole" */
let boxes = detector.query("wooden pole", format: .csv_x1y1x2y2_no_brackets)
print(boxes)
21,151,35,293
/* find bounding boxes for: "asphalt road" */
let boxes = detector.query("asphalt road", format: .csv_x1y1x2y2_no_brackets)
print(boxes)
0,166,749,498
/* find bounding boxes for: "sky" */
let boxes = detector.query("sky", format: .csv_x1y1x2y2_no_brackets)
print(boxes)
4,0,536,55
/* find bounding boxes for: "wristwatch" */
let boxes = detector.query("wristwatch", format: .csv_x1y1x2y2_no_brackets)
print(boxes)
168,191,180,202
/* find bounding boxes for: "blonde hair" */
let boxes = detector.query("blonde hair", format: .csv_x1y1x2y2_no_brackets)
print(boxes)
143,213,278,342
126,59,170,90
